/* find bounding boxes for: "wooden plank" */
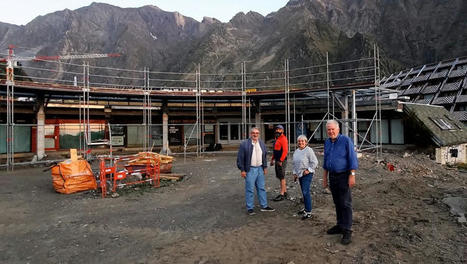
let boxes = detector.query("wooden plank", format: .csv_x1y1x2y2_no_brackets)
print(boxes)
70,149,78,161
159,173,185,181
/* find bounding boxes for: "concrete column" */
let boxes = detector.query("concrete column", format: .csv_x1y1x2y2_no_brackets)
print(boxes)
36,105,45,160
160,112,172,155
255,100,264,139
352,90,358,148
255,112,263,139
342,94,349,136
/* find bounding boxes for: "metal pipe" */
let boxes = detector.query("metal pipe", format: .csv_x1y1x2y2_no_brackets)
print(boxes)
352,90,357,148
326,52,330,118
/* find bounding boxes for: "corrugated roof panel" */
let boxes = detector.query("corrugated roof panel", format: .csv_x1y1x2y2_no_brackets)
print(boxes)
422,84,441,94
433,96,456,105
441,80,462,91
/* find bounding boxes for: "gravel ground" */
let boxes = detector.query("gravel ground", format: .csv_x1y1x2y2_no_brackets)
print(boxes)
0,151,465,263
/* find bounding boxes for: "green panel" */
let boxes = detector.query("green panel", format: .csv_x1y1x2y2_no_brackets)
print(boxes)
59,134,80,149
90,131,105,141
390,119,404,144
14,126,31,152
59,124,80,149
0,125,6,154
127,125,143,147
371,119,389,144
0,125,31,154
59,123,105,150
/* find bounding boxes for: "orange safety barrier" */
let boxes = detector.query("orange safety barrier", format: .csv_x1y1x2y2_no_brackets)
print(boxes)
99,153,161,198
51,159,97,194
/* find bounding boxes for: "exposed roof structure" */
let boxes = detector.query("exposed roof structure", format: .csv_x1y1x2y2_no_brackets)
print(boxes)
382,57,467,122
402,103,467,147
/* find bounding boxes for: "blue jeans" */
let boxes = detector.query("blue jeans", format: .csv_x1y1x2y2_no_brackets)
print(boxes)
299,173,313,212
245,166,268,210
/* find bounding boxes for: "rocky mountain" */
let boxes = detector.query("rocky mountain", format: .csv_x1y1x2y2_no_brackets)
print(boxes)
0,3,220,82
285,0,467,66
0,0,465,85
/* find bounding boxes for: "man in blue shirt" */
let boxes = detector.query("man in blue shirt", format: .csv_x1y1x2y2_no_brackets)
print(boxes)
322,119,358,245
237,127,275,215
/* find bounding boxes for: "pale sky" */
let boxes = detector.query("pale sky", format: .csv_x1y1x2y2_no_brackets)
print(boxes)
1,0,289,26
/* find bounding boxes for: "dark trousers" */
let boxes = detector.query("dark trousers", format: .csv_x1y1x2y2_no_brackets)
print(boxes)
329,171,352,230
274,160,287,180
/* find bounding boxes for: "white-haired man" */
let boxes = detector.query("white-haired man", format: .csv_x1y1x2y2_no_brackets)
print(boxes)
322,119,358,245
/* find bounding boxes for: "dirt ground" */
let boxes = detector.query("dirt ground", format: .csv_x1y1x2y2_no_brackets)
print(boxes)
0,150,466,264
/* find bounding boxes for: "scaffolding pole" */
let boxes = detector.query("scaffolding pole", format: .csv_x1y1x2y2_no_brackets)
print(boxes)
148,67,152,153
143,67,147,151
143,67,152,152
284,59,291,152
332,92,335,118
374,44,382,161
201,98,204,153
79,95,82,156
352,90,357,148
80,62,91,160
196,64,201,156
293,94,296,147
248,98,251,130
326,52,330,119
377,46,383,161
241,62,247,140
6,79,14,171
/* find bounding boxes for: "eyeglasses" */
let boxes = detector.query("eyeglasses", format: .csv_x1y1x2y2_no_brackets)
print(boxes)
251,132,259,135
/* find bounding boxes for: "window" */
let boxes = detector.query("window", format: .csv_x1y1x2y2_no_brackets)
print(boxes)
219,123,228,140
430,117,454,130
218,122,242,142
230,124,239,140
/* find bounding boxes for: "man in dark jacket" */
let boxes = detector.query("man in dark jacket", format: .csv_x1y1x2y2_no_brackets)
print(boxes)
237,127,275,215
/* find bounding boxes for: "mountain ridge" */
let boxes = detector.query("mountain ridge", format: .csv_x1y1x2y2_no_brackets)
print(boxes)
0,0,465,81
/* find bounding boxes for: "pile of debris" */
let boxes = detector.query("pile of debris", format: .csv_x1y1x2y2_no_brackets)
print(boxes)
128,152,174,173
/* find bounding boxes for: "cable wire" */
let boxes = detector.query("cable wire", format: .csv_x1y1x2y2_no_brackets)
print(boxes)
21,65,84,75
288,63,328,72
289,71,327,80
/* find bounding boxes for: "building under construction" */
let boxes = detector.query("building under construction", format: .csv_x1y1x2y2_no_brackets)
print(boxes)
1,46,466,170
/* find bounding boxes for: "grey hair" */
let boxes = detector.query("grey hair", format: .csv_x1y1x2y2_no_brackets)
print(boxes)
250,127,260,133
297,135,308,142
326,119,339,128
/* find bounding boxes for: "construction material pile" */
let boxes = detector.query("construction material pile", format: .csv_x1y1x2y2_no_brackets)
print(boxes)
127,152,174,173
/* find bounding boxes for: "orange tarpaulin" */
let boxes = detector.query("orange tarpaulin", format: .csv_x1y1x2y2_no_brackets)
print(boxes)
51,159,97,194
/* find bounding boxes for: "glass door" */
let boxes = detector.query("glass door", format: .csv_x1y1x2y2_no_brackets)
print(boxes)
44,124,59,151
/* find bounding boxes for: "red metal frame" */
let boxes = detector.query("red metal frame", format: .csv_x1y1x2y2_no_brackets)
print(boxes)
98,154,160,198
30,119,107,152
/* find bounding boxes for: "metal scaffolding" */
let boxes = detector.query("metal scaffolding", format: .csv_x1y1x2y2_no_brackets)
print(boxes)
143,67,152,152
6,68,14,170
2,45,386,168
241,61,247,140
80,62,91,159
284,59,291,152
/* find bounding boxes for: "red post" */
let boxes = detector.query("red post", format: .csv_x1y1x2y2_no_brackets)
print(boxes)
99,158,107,198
